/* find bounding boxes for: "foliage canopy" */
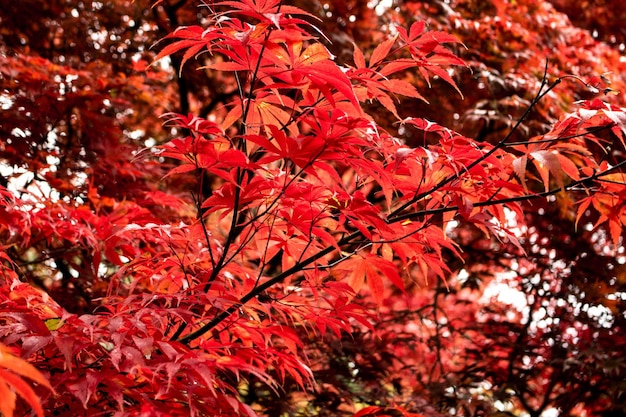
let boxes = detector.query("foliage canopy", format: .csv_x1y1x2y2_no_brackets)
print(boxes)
1,0,625,416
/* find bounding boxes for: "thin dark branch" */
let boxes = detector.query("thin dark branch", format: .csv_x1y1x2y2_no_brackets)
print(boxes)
388,158,626,225
178,230,361,343
504,124,612,146
203,1,285,293
389,61,557,220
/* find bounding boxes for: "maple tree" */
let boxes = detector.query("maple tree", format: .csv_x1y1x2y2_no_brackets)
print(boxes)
1,0,625,416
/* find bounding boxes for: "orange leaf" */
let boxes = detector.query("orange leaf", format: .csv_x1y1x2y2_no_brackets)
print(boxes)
0,370,45,417
575,197,593,231
370,35,398,67
339,254,403,305
0,344,53,417
609,219,623,247
0,376,17,417
0,345,53,390
512,154,529,193
530,150,563,191
353,43,366,69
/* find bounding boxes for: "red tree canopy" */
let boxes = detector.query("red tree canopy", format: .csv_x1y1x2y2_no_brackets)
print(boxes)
1,0,625,416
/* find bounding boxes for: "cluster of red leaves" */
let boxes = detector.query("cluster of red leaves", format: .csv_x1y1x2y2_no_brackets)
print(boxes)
0,0,625,416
